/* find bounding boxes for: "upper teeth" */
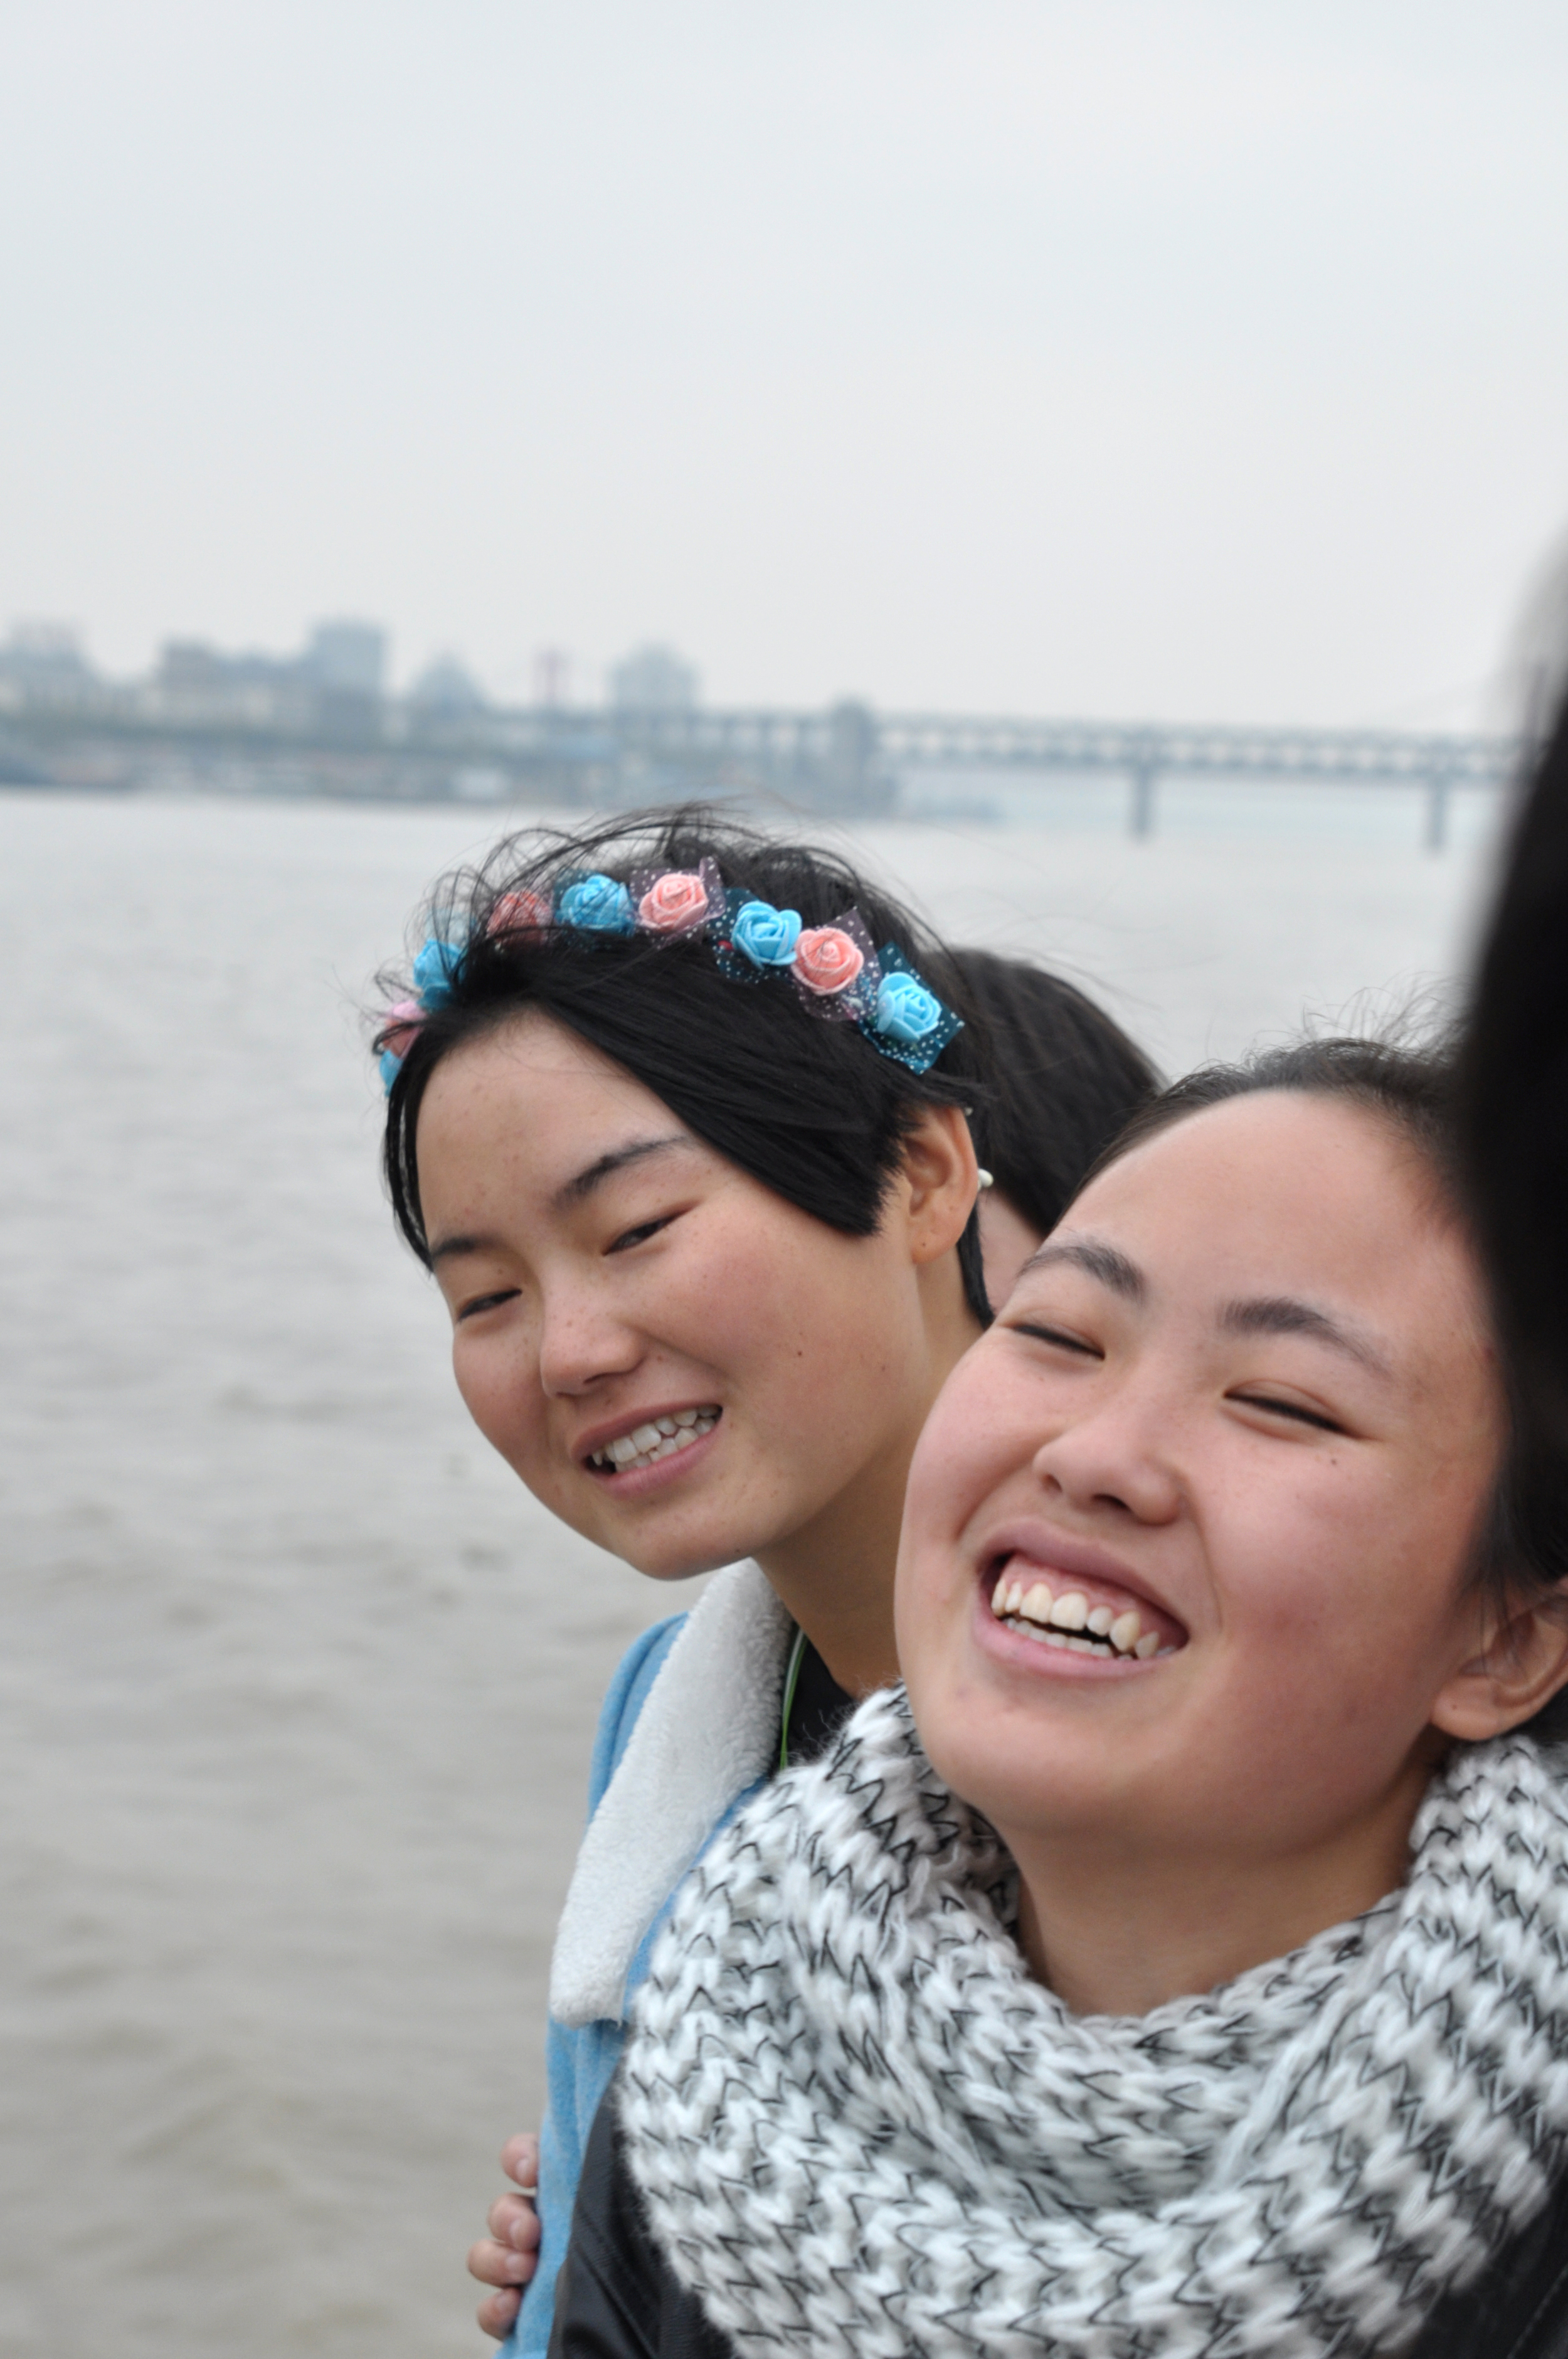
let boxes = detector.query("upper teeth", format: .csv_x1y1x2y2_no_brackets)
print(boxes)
589,1408,719,1472
990,1572,1168,1660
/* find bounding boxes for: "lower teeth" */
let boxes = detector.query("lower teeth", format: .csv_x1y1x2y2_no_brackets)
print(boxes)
594,1414,718,1472
1005,1614,1129,1660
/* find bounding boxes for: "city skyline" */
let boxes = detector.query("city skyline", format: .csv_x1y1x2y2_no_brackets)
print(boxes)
0,615,700,717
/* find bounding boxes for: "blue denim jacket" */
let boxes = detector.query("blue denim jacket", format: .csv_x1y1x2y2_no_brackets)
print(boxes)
507,1614,767,2353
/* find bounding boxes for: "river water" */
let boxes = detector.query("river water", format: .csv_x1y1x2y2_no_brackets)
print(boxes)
0,782,1505,2356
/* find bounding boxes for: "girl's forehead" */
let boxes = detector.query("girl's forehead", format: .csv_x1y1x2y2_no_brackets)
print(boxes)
433,1009,669,1123
416,1014,704,1212
1061,1092,1484,1341
1083,1092,1424,1233
482,1006,638,1085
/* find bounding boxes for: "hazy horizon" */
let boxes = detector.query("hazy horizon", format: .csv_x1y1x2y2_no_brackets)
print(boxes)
6,3,1568,726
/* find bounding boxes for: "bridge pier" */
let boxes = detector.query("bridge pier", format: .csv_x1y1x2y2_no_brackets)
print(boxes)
1424,767,1453,853
1129,762,1158,839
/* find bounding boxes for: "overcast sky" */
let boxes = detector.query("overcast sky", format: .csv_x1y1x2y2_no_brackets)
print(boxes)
5,0,1568,722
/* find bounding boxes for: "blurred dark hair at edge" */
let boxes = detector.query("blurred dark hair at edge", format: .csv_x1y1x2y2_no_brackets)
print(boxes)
1459,628,1568,1708
374,805,1157,1328
1462,649,1568,1446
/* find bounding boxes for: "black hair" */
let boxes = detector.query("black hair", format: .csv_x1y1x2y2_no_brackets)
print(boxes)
377,807,995,1323
948,948,1158,1238
1460,679,1568,1452
1083,1032,1568,1737
1458,674,1568,1733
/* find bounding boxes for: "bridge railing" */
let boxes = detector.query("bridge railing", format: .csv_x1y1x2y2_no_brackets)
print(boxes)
2,690,1523,843
598,704,1517,845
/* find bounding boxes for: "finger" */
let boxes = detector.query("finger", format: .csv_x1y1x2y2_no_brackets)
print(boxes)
500,2131,540,2191
485,2196,541,2251
468,2235,538,2291
477,2286,522,2340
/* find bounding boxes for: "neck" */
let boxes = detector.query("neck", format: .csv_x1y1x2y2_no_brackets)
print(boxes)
755,1263,980,1698
755,1440,915,1695
1009,1757,1431,2016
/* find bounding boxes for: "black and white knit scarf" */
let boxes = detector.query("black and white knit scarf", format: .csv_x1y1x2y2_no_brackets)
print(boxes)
621,1687,1568,2358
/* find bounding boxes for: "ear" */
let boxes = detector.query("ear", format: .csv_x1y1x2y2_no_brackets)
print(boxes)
896,1105,980,1266
1429,1585,1568,1742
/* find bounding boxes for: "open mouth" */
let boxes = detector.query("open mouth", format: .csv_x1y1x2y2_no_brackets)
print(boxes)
986,1557,1184,1663
585,1407,721,1475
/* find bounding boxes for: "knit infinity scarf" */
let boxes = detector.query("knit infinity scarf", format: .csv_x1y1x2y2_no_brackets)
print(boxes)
622,1688,1568,2358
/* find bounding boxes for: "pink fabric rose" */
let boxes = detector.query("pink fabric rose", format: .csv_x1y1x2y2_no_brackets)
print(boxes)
793,926,866,996
381,999,425,1058
637,870,712,933
488,888,551,936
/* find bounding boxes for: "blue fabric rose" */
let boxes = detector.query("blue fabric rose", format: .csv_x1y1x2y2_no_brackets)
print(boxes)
558,873,635,934
730,899,803,967
874,969,942,1043
413,936,466,1009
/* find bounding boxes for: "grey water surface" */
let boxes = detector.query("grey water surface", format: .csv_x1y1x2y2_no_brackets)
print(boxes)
0,784,1502,2355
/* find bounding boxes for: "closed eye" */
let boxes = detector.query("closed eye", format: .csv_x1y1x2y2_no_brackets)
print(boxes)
1005,1321,1103,1360
607,1213,678,1255
1230,1390,1345,1435
455,1287,521,1323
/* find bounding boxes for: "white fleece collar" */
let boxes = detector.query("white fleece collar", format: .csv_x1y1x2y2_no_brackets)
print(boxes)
548,1560,793,2028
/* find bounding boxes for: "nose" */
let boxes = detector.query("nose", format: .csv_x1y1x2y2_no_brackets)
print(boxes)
536,1272,644,1398
1029,1380,1184,1526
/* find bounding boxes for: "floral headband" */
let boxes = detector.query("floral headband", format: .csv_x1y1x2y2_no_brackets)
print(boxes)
376,860,962,1090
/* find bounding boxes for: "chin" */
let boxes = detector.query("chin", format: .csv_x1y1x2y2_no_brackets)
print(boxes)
603,1513,757,1584
914,1670,1089,1812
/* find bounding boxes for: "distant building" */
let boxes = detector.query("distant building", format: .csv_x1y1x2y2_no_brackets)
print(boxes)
0,622,103,713
149,639,309,730
609,644,699,713
144,621,389,737
304,621,387,698
534,649,570,708
408,653,487,721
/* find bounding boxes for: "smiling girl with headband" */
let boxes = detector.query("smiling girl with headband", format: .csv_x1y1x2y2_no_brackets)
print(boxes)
564,1035,1568,2359
370,810,1155,2350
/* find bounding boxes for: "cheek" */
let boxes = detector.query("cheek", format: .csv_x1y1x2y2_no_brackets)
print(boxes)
696,1215,908,1406
1219,1449,1471,1635
1200,1454,1476,1760
451,1330,545,1466
897,1363,1031,1628
909,1358,1026,1538
1205,1471,1385,1721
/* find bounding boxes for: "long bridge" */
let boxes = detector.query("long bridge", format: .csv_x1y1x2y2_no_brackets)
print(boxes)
3,691,1518,847
509,701,1517,848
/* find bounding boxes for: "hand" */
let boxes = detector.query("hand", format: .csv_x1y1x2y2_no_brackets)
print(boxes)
468,2133,541,2340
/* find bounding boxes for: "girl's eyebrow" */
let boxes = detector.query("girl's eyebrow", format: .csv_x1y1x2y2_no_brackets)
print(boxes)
1220,1295,1393,1378
1019,1242,1395,1382
1019,1237,1145,1299
551,1133,694,1211
429,1232,491,1264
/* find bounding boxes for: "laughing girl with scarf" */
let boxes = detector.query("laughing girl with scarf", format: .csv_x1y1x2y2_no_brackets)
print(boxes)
554,1039,1568,2359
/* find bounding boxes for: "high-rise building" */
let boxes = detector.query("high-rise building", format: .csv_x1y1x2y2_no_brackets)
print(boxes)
408,654,487,720
0,622,102,711
304,621,387,698
609,644,698,713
